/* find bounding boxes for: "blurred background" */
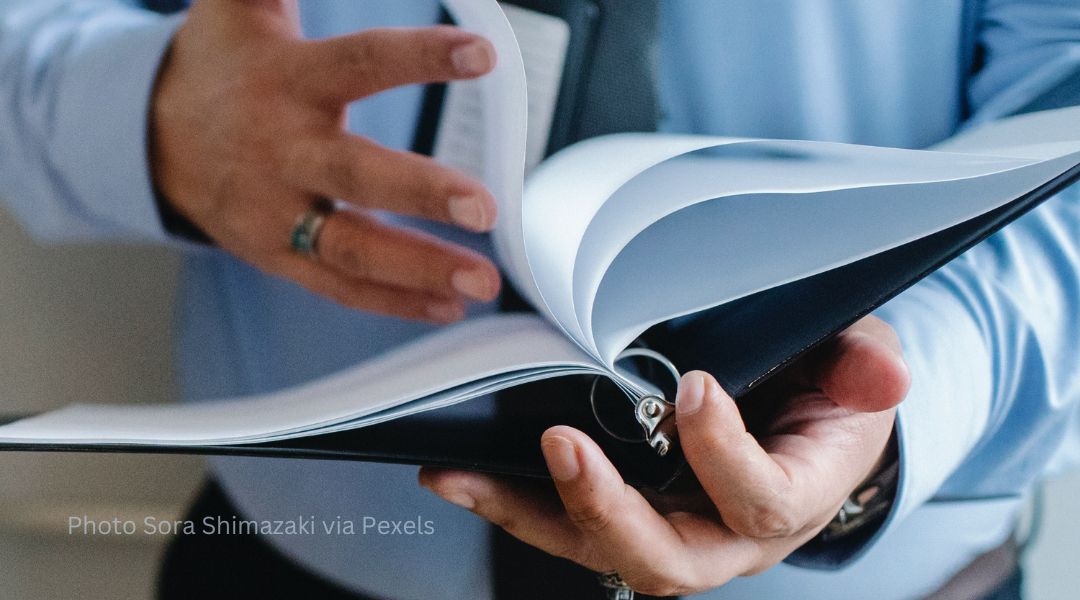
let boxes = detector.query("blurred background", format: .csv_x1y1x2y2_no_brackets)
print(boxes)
0,206,1077,599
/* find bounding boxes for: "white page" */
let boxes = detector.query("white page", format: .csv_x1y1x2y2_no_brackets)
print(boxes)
574,141,1068,357
586,145,1080,361
0,314,600,445
311,364,599,436
433,5,570,179
936,105,1080,156
516,106,1080,362
519,134,1070,359
520,134,751,349
442,0,545,313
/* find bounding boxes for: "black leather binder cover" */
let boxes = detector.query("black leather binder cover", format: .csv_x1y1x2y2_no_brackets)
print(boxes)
4,163,1078,490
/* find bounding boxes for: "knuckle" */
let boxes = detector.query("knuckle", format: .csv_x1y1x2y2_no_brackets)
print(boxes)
740,544,777,577
325,151,365,198
418,27,458,74
218,201,255,246
734,497,800,538
324,217,379,279
316,280,355,309
341,292,394,317
362,293,426,321
566,501,614,534
334,242,374,279
260,43,302,89
411,169,458,216
280,138,319,186
547,537,585,563
376,300,418,320
487,511,519,533
742,561,774,577
630,573,694,598
340,36,381,82
417,257,457,292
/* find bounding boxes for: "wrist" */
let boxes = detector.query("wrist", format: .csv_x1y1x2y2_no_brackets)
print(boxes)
820,428,899,543
148,23,211,243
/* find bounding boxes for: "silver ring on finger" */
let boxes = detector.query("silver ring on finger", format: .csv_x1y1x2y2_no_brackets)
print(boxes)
290,198,336,257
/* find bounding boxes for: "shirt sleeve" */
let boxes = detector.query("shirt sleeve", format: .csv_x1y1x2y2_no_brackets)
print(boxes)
0,0,184,243
799,0,1080,570
967,0,1080,123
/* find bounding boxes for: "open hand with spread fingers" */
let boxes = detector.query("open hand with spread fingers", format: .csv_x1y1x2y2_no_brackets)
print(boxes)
151,0,502,323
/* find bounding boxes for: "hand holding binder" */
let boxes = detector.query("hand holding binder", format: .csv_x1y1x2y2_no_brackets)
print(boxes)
422,317,905,597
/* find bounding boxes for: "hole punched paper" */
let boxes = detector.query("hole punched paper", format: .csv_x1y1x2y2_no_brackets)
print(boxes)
2,0,1080,480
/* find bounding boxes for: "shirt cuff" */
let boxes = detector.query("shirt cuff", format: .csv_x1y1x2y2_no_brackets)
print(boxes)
882,271,995,520
786,269,995,569
49,9,185,242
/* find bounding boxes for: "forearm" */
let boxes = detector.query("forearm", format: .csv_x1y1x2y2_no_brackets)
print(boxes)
794,0,1080,566
0,0,182,242
878,0,1080,520
885,181,1080,496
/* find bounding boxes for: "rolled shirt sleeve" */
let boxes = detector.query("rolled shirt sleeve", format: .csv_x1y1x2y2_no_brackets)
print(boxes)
793,173,1080,570
869,180,1080,552
792,0,1080,569
0,1,183,242
887,0,1080,528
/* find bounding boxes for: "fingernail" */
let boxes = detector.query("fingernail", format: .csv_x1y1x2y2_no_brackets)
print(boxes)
426,301,464,324
451,40,494,76
448,195,490,231
676,372,706,416
452,268,497,301
542,435,580,481
439,488,476,510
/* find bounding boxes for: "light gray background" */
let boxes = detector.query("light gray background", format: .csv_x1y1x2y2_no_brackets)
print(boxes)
0,208,1075,599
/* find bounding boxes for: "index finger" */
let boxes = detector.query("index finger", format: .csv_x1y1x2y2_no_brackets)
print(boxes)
284,134,497,232
422,426,762,596
295,26,496,104
540,427,754,596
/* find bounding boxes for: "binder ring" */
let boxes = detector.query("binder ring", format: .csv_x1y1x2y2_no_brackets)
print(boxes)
590,347,680,444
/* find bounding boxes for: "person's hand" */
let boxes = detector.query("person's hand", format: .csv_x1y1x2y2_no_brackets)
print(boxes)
420,316,909,596
151,0,501,323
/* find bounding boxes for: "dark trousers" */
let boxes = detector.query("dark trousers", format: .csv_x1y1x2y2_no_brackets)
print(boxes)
157,481,375,600
158,480,1024,600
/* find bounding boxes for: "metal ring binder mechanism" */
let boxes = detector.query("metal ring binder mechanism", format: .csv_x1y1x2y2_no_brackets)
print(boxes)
590,348,680,457
598,570,635,600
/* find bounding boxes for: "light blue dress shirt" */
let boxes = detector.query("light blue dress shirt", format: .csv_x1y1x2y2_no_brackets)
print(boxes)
2,1,1080,598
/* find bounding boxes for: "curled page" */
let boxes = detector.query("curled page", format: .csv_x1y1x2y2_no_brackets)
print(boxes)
0,314,599,445
521,135,749,349
517,106,1080,362
592,109,1080,361
442,0,546,313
